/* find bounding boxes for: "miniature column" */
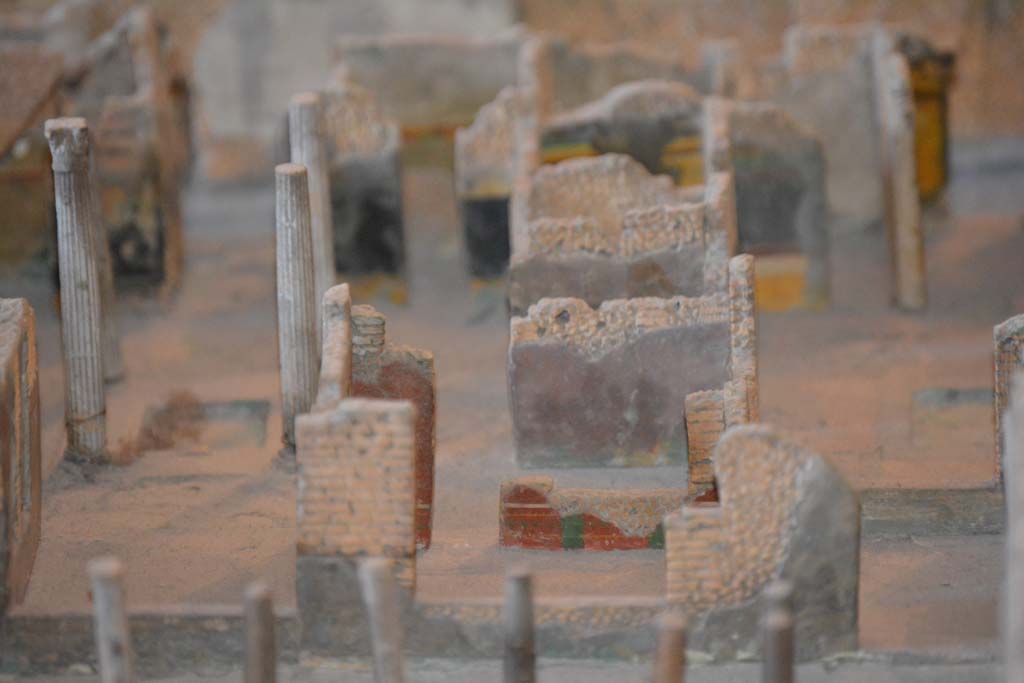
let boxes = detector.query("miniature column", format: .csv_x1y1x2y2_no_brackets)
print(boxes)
289,91,335,341
46,118,107,464
359,558,406,683
275,164,319,452
654,610,686,683
88,557,136,683
244,581,276,683
503,566,536,683
761,580,795,683
1004,372,1024,683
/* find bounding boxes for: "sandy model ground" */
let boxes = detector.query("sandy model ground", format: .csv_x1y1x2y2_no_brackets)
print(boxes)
1,139,1021,676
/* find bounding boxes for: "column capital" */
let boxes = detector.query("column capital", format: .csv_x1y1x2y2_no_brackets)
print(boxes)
45,117,91,173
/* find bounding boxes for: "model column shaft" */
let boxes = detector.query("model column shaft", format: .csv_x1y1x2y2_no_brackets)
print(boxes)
46,117,107,464
289,91,335,343
275,163,319,450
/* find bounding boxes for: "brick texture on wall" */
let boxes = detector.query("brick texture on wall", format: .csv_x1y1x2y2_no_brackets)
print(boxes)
311,286,436,549
296,398,417,561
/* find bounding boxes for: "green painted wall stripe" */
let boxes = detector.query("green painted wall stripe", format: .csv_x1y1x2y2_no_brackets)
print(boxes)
562,514,585,549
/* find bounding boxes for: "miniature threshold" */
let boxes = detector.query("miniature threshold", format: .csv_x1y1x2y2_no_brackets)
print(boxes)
0,0,1020,681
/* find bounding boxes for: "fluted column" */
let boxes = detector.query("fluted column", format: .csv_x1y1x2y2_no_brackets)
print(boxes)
275,163,319,451
289,92,334,344
45,117,107,464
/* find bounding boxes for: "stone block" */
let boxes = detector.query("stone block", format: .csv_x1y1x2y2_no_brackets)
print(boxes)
0,299,41,613
508,155,734,315
499,477,686,550
664,424,859,660
323,81,405,276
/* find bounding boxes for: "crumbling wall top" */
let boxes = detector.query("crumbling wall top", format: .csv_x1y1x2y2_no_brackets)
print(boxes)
454,85,519,196
511,295,729,357
997,314,1024,343
525,154,687,235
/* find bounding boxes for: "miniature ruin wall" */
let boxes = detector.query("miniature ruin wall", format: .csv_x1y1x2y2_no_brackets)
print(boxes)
453,39,735,278
726,100,829,310
539,80,705,183
311,284,435,549
297,398,418,586
514,22,938,312
0,298,41,613
508,254,756,476
333,31,524,137
454,86,517,278
665,425,859,659
531,80,830,312
508,155,733,315
995,314,1024,483
460,75,829,309
323,78,405,277
296,409,856,663
295,416,854,662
